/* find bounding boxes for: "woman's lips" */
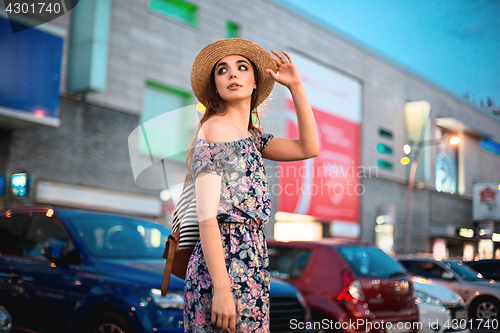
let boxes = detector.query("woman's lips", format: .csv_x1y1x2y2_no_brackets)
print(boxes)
228,84,241,90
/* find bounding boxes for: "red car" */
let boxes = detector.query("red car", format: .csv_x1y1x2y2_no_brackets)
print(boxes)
267,239,419,333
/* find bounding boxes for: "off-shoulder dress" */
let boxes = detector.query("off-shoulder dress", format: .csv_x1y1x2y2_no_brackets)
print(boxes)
183,128,274,333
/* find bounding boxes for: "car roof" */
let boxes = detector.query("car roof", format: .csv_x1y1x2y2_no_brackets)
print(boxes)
1,205,159,224
466,259,500,263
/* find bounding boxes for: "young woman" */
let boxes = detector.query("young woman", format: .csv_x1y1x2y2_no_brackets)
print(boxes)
184,38,319,332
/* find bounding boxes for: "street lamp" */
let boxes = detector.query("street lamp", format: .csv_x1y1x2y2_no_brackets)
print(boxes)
402,134,460,254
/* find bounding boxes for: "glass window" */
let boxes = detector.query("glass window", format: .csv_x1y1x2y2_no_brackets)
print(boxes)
337,246,407,278
268,246,295,279
150,0,197,26
445,261,483,281
140,80,195,162
0,214,29,254
408,261,446,279
291,249,311,278
23,215,77,260
66,214,171,259
435,127,458,194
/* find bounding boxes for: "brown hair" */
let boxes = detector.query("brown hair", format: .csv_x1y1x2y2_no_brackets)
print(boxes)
185,58,265,175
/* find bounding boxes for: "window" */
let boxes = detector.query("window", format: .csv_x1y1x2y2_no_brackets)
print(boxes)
226,21,239,38
0,214,30,254
23,215,76,260
337,246,406,278
66,215,171,259
400,261,445,279
268,246,311,279
376,143,393,155
377,159,393,170
291,249,311,277
140,80,195,162
150,0,197,27
379,128,393,139
435,127,458,194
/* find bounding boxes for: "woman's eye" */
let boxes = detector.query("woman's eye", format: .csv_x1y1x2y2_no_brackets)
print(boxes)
239,65,248,70
218,68,227,75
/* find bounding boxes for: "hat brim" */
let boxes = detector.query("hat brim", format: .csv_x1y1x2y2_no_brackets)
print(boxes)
191,38,277,108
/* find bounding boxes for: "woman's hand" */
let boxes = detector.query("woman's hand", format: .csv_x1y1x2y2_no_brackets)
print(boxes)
212,287,237,332
266,50,302,89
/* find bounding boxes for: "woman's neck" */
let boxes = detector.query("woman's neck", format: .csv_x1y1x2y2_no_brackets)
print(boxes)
221,100,252,133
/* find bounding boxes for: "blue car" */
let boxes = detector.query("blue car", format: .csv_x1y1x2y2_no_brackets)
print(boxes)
0,205,307,333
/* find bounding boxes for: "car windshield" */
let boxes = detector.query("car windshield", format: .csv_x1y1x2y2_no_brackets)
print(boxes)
445,261,483,281
337,245,408,279
63,213,171,259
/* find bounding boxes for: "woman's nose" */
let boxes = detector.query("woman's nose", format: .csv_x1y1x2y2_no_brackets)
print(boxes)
228,68,237,79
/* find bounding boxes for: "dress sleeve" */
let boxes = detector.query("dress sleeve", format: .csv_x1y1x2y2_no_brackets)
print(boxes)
191,141,223,180
255,128,275,154
191,140,240,180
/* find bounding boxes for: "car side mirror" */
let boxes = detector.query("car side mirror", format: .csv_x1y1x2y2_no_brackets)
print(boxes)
441,271,454,280
41,241,64,262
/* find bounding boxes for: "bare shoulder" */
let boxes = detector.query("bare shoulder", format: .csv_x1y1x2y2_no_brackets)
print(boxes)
198,117,245,143
197,117,230,142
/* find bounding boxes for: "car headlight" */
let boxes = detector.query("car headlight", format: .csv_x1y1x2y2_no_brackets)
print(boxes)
414,290,442,306
452,292,465,305
150,289,184,310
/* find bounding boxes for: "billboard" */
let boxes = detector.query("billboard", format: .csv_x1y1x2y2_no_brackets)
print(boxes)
277,51,362,222
473,182,500,221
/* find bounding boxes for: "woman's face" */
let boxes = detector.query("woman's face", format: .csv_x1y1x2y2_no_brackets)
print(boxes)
214,55,256,105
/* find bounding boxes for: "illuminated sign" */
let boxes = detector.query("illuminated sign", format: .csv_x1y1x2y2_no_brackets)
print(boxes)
458,228,474,238
11,173,29,198
493,233,500,242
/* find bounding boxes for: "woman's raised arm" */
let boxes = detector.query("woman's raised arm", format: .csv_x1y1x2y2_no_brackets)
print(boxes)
263,50,319,162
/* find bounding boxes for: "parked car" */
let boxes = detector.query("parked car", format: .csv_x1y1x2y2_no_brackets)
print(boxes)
464,259,500,282
0,306,12,333
267,239,419,333
413,280,468,333
398,257,500,321
0,205,307,333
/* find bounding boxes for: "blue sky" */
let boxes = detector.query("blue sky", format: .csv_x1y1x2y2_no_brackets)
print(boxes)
278,0,500,107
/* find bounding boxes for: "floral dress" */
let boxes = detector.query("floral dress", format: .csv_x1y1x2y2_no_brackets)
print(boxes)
184,128,274,333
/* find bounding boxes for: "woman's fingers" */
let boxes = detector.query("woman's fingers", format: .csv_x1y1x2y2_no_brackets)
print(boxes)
211,312,235,332
266,69,280,81
281,50,294,64
271,49,288,64
221,315,229,332
229,315,237,333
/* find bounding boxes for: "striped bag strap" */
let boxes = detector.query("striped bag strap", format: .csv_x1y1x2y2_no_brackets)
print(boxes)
179,195,199,248
172,180,195,234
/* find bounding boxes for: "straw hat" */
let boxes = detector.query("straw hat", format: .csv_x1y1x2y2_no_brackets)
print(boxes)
191,38,278,108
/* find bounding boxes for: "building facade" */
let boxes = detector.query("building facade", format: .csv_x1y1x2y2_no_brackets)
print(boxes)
1,0,499,258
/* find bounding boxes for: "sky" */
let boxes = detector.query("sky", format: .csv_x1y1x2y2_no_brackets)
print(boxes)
277,0,500,107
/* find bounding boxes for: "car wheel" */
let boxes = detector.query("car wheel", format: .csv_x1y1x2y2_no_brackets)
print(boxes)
472,297,499,320
89,312,137,333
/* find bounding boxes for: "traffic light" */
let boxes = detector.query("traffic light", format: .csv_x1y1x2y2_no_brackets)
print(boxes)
11,173,30,198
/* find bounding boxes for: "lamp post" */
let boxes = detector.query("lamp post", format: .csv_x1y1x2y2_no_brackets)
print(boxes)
402,135,460,254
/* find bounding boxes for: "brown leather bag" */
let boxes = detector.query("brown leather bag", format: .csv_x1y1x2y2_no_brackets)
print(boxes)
161,176,198,296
